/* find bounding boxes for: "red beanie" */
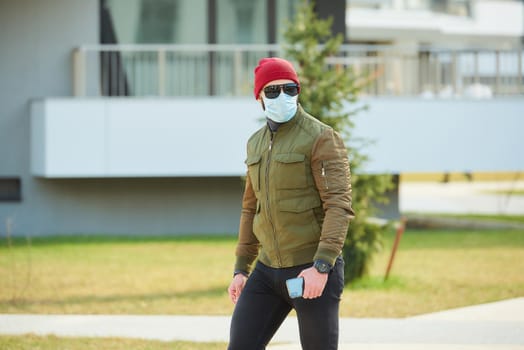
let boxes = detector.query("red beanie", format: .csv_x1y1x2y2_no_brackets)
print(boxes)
253,57,299,99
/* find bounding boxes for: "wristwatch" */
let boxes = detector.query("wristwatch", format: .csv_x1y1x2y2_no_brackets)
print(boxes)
313,260,332,274
233,270,248,278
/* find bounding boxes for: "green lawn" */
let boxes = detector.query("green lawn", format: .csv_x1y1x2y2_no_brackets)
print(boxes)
404,212,524,224
346,228,524,317
484,189,524,196
1,235,236,315
1,229,523,318
1,229,523,349
0,335,225,350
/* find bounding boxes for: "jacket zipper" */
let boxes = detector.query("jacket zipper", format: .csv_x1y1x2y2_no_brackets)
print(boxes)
265,131,283,267
321,161,329,190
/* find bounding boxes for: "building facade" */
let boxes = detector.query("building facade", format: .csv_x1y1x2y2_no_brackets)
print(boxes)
1,0,523,236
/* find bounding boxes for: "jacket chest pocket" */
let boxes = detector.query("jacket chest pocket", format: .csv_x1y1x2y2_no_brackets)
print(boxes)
246,154,262,192
273,153,308,189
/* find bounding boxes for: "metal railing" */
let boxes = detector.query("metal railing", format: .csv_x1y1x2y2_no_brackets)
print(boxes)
73,44,524,98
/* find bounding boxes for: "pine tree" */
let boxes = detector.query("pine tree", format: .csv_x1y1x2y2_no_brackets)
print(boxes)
283,0,394,283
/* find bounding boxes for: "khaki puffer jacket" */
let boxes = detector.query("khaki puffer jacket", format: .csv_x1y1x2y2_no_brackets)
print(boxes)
235,105,355,273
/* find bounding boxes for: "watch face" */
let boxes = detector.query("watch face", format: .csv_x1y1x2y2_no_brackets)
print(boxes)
315,261,330,273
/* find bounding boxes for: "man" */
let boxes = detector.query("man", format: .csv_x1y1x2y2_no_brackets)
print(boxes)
228,57,354,350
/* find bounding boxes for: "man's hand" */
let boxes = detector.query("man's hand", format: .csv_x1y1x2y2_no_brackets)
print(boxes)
228,274,247,304
298,266,328,299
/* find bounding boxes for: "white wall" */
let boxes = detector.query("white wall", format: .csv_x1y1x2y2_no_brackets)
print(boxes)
0,0,98,176
31,98,264,177
31,97,524,178
352,97,524,173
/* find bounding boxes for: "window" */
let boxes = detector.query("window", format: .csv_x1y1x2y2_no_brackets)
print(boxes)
216,0,267,44
137,0,177,43
0,178,21,202
99,0,304,97
276,0,300,43
104,0,207,44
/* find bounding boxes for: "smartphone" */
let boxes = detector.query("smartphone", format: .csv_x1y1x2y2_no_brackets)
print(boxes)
286,277,304,299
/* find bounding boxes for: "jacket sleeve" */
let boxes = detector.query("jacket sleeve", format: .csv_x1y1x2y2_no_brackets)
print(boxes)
234,172,260,274
311,128,355,265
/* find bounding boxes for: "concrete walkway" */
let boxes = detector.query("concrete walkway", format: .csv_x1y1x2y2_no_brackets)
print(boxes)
1,298,523,349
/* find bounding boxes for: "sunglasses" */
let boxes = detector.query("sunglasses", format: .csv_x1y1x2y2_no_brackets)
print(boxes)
263,83,300,99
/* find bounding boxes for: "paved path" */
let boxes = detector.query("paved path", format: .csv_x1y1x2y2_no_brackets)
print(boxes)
1,298,523,349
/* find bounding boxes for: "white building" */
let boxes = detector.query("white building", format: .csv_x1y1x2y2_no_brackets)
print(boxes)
1,0,523,236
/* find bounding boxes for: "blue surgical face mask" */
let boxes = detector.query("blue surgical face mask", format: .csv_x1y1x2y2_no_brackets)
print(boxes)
262,93,298,123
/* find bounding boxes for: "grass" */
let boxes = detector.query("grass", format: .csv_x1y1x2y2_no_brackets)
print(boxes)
1,230,523,318
484,189,524,196
0,335,226,350
345,228,524,317
1,229,523,349
1,235,237,315
403,212,524,224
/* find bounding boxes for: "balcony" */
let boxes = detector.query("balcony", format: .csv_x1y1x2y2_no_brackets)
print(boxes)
72,44,524,98
30,98,262,178
30,44,524,178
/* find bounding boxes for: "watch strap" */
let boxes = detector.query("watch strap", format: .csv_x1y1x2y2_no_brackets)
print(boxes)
233,269,249,278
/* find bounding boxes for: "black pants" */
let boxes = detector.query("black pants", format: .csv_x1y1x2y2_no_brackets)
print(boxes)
228,257,344,350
